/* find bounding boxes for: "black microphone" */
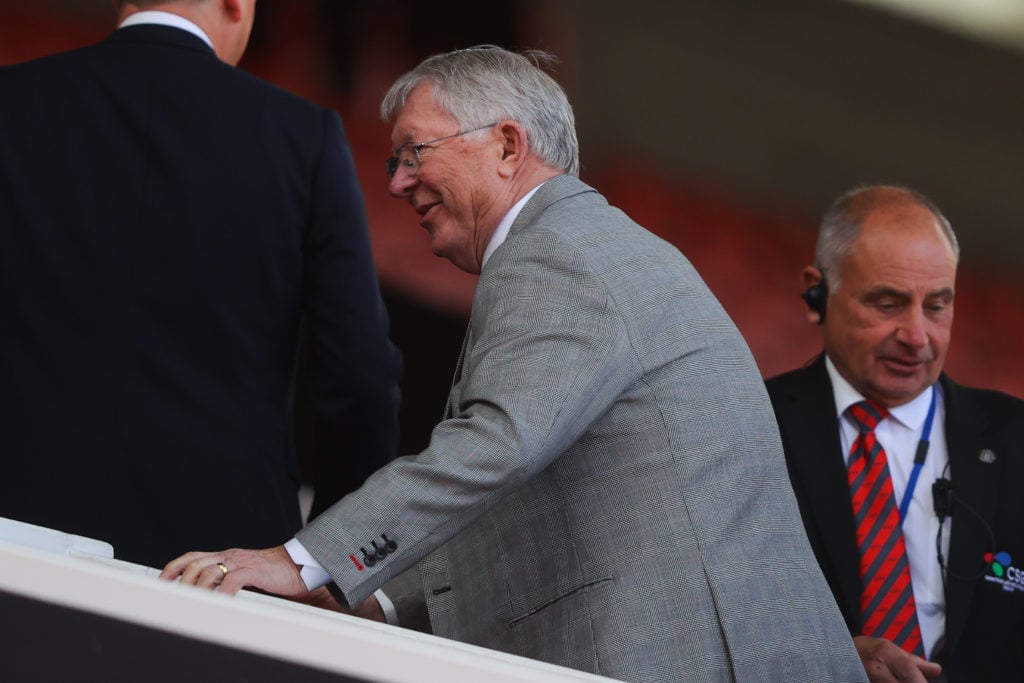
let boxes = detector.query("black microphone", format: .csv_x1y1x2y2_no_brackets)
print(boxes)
933,477,955,518
934,473,996,585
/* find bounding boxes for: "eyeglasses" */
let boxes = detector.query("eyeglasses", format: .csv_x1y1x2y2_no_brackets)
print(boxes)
385,123,498,178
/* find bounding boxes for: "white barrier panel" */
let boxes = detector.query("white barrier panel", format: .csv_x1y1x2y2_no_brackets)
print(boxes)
0,515,114,558
0,519,620,683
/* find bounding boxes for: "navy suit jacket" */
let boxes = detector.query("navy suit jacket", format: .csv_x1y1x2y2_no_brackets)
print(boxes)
0,25,401,567
767,356,1024,681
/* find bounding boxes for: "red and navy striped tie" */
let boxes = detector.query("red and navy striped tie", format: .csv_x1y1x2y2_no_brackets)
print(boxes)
847,399,925,656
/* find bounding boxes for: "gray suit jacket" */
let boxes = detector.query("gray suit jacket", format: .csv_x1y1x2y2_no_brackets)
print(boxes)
298,175,865,682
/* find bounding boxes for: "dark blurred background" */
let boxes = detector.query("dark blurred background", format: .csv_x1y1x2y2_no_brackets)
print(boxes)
3,0,1023,454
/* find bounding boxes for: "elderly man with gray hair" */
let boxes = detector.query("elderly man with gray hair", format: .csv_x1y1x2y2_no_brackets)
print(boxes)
165,46,865,682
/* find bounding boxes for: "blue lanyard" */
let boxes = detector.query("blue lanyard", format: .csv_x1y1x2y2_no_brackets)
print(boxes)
898,386,937,524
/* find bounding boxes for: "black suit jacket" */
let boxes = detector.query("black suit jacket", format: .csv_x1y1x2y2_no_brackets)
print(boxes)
767,356,1024,681
0,25,401,567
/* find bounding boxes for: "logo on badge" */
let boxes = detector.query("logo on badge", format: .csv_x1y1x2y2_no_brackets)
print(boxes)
986,551,1012,576
984,551,1024,592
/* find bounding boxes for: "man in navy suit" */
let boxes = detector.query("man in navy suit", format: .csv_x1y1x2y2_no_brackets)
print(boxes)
767,185,1024,681
0,0,401,568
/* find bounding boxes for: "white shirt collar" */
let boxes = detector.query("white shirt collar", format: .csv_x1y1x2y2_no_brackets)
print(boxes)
119,11,214,51
481,182,546,269
824,354,935,431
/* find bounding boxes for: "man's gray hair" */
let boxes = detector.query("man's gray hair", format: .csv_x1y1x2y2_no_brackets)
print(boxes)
381,45,580,177
815,185,960,289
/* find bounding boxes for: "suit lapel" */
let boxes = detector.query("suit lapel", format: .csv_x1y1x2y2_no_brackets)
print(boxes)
777,358,864,625
443,174,596,421
940,375,1001,653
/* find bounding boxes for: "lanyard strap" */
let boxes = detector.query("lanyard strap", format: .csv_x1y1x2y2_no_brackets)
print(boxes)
899,385,938,523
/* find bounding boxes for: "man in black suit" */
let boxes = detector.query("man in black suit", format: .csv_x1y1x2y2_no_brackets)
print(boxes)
767,185,1024,682
0,0,401,568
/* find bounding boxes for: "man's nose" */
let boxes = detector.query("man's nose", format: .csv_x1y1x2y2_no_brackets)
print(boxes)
896,307,929,348
388,166,417,198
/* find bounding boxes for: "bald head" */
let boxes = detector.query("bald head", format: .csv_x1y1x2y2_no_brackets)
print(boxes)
815,185,959,288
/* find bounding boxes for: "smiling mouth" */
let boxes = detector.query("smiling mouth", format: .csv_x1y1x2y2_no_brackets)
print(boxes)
414,202,439,223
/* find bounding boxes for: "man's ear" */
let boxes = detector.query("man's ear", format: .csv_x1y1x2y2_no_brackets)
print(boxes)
220,0,243,22
495,121,529,177
114,0,138,21
207,0,254,66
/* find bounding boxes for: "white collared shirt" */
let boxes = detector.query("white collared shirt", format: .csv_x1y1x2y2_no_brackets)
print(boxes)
826,356,951,659
480,182,544,269
119,10,214,50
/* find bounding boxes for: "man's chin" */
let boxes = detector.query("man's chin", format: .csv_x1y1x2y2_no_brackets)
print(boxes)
871,374,934,406
428,238,451,262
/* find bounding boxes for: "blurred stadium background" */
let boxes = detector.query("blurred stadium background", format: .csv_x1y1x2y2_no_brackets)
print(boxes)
3,0,1022,452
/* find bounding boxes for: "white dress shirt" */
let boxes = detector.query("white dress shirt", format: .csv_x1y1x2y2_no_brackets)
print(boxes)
826,356,951,659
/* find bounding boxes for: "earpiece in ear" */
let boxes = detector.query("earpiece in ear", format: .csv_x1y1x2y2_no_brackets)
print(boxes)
800,274,829,324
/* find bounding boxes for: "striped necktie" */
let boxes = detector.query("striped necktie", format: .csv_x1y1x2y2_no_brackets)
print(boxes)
847,399,925,656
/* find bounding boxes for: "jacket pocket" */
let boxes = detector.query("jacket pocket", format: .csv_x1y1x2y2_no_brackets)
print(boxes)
507,576,614,628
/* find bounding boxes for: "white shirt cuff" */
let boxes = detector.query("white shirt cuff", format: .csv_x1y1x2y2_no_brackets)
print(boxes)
284,537,331,591
285,538,397,625
374,589,399,626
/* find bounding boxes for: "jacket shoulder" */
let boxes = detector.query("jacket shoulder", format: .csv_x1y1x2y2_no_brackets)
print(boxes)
943,376,1024,420
765,361,821,399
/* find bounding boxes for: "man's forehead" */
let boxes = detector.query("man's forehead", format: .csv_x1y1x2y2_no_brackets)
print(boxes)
851,210,955,261
837,222,957,292
844,255,957,296
861,283,955,299
391,112,457,150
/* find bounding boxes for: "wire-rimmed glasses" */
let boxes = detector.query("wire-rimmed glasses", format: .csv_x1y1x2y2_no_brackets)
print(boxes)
385,123,498,178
